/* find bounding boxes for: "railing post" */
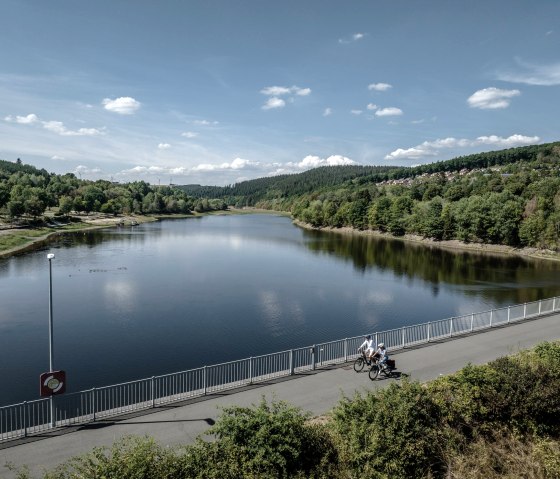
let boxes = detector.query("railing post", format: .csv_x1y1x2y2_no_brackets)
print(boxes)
427,322,431,343
450,317,454,337
554,297,557,311
375,332,378,349
539,300,542,315
311,345,316,370
203,366,207,395
490,310,493,327
344,339,348,363
524,303,527,319
402,327,406,349
289,350,294,375
92,388,96,421
249,357,253,385
23,401,27,438
151,376,155,408
470,313,474,332
507,306,510,324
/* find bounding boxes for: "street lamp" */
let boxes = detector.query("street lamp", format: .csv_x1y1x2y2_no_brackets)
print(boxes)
47,253,55,426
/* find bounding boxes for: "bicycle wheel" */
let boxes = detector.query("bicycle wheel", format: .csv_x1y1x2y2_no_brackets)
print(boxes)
353,357,365,372
369,365,380,380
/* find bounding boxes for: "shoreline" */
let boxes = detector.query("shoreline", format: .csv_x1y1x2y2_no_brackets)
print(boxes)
0,214,159,259
293,219,560,263
2,210,558,263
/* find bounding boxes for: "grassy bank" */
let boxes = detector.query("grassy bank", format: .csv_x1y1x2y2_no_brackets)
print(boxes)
0,214,157,258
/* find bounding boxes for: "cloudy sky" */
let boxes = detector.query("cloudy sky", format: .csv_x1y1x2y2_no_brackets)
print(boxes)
1,1,559,186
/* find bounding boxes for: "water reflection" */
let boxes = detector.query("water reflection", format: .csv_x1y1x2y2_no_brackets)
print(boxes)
302,229,560,303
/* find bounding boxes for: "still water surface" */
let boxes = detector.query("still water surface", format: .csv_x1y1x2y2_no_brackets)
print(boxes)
1,214,560,405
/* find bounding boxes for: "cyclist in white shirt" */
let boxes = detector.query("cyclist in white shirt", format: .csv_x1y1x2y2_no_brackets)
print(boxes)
358,335,375,362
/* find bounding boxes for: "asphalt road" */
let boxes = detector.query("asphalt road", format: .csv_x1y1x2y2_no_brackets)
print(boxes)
2,313,559,478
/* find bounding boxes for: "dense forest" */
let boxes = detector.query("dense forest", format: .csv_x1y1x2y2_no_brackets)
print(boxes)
183,142,560,251
0,159,226,222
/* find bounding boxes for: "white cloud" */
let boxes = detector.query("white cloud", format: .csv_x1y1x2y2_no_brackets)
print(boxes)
287,155,358,169
102,96,141,115
192,157,260,171
194,119,219,126
181,131,198,138
384,134,540,160
368,82,392,91
42,120,104,136
338,32,366,44
476,134,540,147
351,109,363,115
262,97,286,110
260,86,292,96
260,85,311,109
5,113,39,124
323,107,332,117
497,59,560,86
261,85,311,97
375,107,403,117
5,111,105,137
295,87,311,96
367,103,378,110
467,87,520,109
51,155,65,160
158,143,171,149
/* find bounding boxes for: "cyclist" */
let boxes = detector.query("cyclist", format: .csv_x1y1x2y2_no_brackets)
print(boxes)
376,343,389,370
358,335,375,363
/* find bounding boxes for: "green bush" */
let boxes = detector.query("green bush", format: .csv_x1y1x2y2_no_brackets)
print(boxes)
331,381,449,478
45,436,182,479
178,397,339,478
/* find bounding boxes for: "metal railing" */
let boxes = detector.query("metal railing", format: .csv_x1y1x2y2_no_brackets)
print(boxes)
1,296,558,443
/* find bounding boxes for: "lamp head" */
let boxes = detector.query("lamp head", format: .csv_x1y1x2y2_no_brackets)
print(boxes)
47,253,55,260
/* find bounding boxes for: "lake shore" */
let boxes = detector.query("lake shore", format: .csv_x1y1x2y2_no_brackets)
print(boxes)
3,209,558,263
0,213,159,258
293,219,560,263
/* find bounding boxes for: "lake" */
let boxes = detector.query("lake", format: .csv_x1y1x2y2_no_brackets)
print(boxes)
1,213,560,406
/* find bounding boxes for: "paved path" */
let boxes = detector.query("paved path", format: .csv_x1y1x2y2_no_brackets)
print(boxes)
2,313,560,478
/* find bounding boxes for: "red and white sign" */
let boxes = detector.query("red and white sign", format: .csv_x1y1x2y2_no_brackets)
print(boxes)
40,370,66,396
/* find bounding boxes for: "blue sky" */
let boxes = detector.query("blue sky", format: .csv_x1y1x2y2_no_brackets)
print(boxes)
1,0,559,186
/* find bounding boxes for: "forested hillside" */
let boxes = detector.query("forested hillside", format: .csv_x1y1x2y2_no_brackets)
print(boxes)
179,164,399,204
0,160,226,223
185,142,560,251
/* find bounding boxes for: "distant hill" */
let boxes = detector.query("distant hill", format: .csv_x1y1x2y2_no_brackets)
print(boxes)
178,141,560,205
178,165,400,203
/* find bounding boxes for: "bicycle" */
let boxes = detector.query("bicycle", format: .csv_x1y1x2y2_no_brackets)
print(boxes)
368,357,397,380
353,350,376,372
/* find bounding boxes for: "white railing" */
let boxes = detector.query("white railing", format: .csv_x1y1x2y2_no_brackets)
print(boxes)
1,296,558,443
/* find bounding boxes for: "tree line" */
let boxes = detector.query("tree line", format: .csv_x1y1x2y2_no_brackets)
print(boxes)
0,159,226,221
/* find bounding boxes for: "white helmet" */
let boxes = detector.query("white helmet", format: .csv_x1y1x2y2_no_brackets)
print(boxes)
378,343,385,348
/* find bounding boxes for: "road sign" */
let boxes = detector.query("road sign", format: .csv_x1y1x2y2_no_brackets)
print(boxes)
40,370,66,396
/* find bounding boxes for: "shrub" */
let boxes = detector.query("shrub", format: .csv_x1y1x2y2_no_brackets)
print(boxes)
45,436,182,478
178,397,339,478
331,381,449,478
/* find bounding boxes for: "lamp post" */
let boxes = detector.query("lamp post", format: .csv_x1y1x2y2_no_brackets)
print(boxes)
47,253,55,426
